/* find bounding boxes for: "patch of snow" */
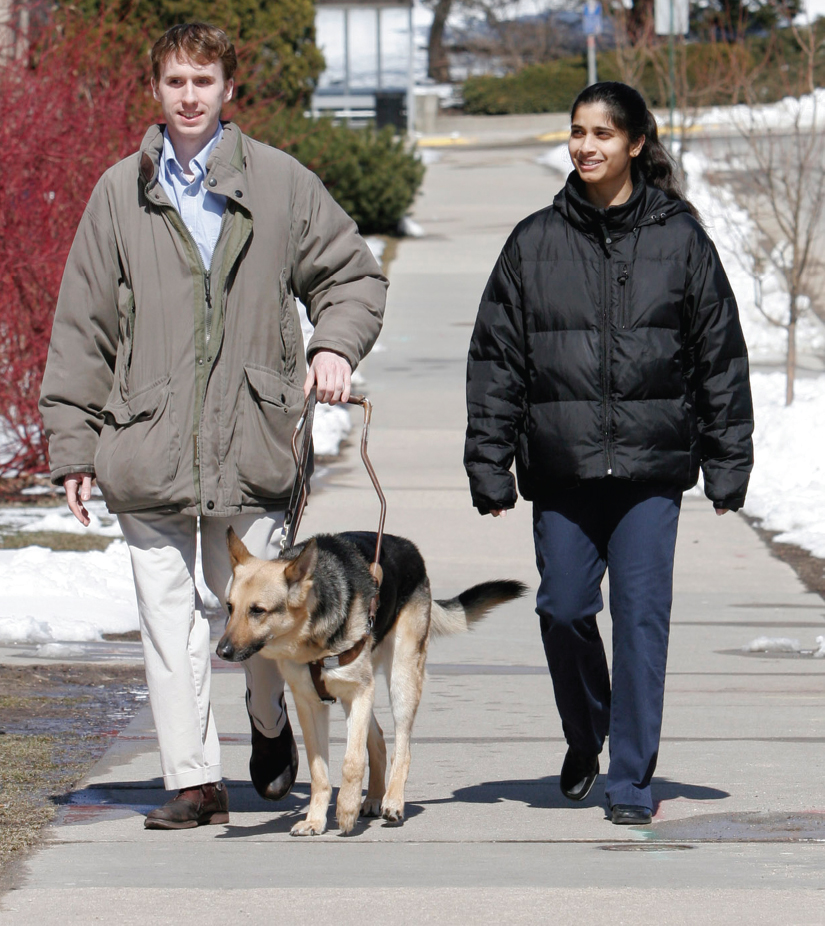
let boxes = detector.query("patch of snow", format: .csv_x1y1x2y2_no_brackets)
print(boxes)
692,88,825,132
21,507,122,537
418,149,443,166
536,144,573,175
296,298,353,458
35,642,87,659
0,542,139,644
744,636,801,653
683,149,825,363
742,372,825,559
398,216,425,237
365,236,385,264
0,500,121,537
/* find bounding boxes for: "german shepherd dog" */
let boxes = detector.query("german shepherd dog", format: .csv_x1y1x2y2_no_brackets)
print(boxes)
217,529,526,836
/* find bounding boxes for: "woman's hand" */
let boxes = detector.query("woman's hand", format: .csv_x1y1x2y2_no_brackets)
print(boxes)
491,509,507,518
715,508,730,516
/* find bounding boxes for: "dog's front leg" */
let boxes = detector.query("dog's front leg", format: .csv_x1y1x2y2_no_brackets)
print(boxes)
289,681,332,836
336,679,375,834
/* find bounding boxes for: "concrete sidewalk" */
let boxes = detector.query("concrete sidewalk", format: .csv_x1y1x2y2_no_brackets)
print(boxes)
3,144,825,926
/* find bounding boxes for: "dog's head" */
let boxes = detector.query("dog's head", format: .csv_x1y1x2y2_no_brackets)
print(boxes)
215,527,318,663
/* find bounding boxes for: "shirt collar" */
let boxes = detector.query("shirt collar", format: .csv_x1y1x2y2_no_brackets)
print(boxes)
162,123,224,183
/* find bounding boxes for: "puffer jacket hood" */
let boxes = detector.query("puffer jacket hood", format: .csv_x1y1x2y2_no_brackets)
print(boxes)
465,174,753,514
554,171,691,238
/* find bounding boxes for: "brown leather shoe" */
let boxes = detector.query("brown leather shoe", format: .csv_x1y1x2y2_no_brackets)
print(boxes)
144,781,229,830
249,710,299,801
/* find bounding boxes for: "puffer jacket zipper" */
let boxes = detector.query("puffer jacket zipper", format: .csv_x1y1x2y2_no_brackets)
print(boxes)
618,264,629,329
599,222,613,476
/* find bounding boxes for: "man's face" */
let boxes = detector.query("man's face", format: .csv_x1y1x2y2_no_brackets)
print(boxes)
151,53,234,154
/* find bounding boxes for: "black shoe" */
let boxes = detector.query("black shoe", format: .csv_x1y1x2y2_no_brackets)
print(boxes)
611,803,652,825
559,748,600,801
249,709,299,801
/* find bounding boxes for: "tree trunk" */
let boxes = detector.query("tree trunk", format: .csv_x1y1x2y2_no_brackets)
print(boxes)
786,313,796,406
428,0,452,83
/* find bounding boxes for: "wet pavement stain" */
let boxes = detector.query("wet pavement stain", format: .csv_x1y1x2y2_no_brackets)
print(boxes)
649,811,825,842
57,804,151,826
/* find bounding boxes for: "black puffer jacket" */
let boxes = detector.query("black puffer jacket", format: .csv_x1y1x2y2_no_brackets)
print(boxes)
465,173,754,514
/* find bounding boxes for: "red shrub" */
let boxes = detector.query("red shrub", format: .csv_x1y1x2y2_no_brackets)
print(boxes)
0,14,151,476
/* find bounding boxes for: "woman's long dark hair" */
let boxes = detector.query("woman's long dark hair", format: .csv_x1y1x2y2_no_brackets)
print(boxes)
571,81,700,220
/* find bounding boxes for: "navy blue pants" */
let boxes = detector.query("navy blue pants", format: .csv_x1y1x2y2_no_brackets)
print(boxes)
533,479,682,811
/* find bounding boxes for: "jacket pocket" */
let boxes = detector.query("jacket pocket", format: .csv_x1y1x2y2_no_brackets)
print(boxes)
236,364,305,499
94,375,180,509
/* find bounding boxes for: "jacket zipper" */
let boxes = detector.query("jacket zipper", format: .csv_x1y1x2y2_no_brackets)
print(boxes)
204,210,230,344
600,224,613,476
149,186,230,510
618,264,629,329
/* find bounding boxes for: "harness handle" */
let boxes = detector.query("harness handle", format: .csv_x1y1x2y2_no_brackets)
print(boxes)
282,391,386,616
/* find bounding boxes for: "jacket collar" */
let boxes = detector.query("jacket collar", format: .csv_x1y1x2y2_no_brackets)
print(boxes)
139,121,251,213
553,169,689,238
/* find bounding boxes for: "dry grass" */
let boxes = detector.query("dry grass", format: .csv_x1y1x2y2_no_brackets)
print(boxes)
0,664,146,882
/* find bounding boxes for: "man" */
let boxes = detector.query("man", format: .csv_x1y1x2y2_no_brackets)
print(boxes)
40,23,386,830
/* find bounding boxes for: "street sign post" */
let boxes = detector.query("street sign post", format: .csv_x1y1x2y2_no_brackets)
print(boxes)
582,0,602,86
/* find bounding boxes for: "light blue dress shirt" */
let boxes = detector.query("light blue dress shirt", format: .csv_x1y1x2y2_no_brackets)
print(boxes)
158,125,227,270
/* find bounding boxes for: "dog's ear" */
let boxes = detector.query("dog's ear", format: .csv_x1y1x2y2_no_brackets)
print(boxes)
284,538,317,600
227,527,252,569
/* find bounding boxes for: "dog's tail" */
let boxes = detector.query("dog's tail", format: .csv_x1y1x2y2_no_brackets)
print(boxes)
430,580,528,637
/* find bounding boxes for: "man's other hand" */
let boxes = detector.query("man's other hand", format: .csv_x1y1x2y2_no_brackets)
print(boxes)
65,473,94,526
305,350,352,405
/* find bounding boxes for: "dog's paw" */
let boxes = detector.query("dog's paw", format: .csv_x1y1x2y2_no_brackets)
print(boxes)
381,798,405,824
361,797,382,817
290,818,327,837
336,805,360,834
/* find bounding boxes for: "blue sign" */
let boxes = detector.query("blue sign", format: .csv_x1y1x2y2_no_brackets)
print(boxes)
583,0,602,36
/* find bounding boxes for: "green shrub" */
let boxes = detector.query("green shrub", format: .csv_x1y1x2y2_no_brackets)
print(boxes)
462,59,591,115
259,113,425,234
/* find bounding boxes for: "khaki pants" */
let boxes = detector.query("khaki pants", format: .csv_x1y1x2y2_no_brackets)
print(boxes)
118,510,287,790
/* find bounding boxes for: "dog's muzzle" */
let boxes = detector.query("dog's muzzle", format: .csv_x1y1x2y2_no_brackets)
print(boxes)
215,636,263,662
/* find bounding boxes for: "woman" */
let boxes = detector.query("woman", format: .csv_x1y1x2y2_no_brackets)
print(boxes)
464,82,753,825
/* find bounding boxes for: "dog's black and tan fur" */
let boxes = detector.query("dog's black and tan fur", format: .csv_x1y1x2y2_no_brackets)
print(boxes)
217,529,526,836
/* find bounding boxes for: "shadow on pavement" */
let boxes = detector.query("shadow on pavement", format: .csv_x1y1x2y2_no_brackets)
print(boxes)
415,776,729,813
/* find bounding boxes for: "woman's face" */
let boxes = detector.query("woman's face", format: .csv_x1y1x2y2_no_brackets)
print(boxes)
568,102,644,196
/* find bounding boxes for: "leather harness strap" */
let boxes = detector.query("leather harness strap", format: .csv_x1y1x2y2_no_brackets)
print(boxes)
281,390,316,553
285,392,387,704
309,634,371,704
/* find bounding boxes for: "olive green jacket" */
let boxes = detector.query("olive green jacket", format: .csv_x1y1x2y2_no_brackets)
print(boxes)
40,123,387,516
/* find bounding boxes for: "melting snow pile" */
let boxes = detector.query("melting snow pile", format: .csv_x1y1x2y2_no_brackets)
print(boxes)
742,373,825,559
744,636,801,653
0,542,138,644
